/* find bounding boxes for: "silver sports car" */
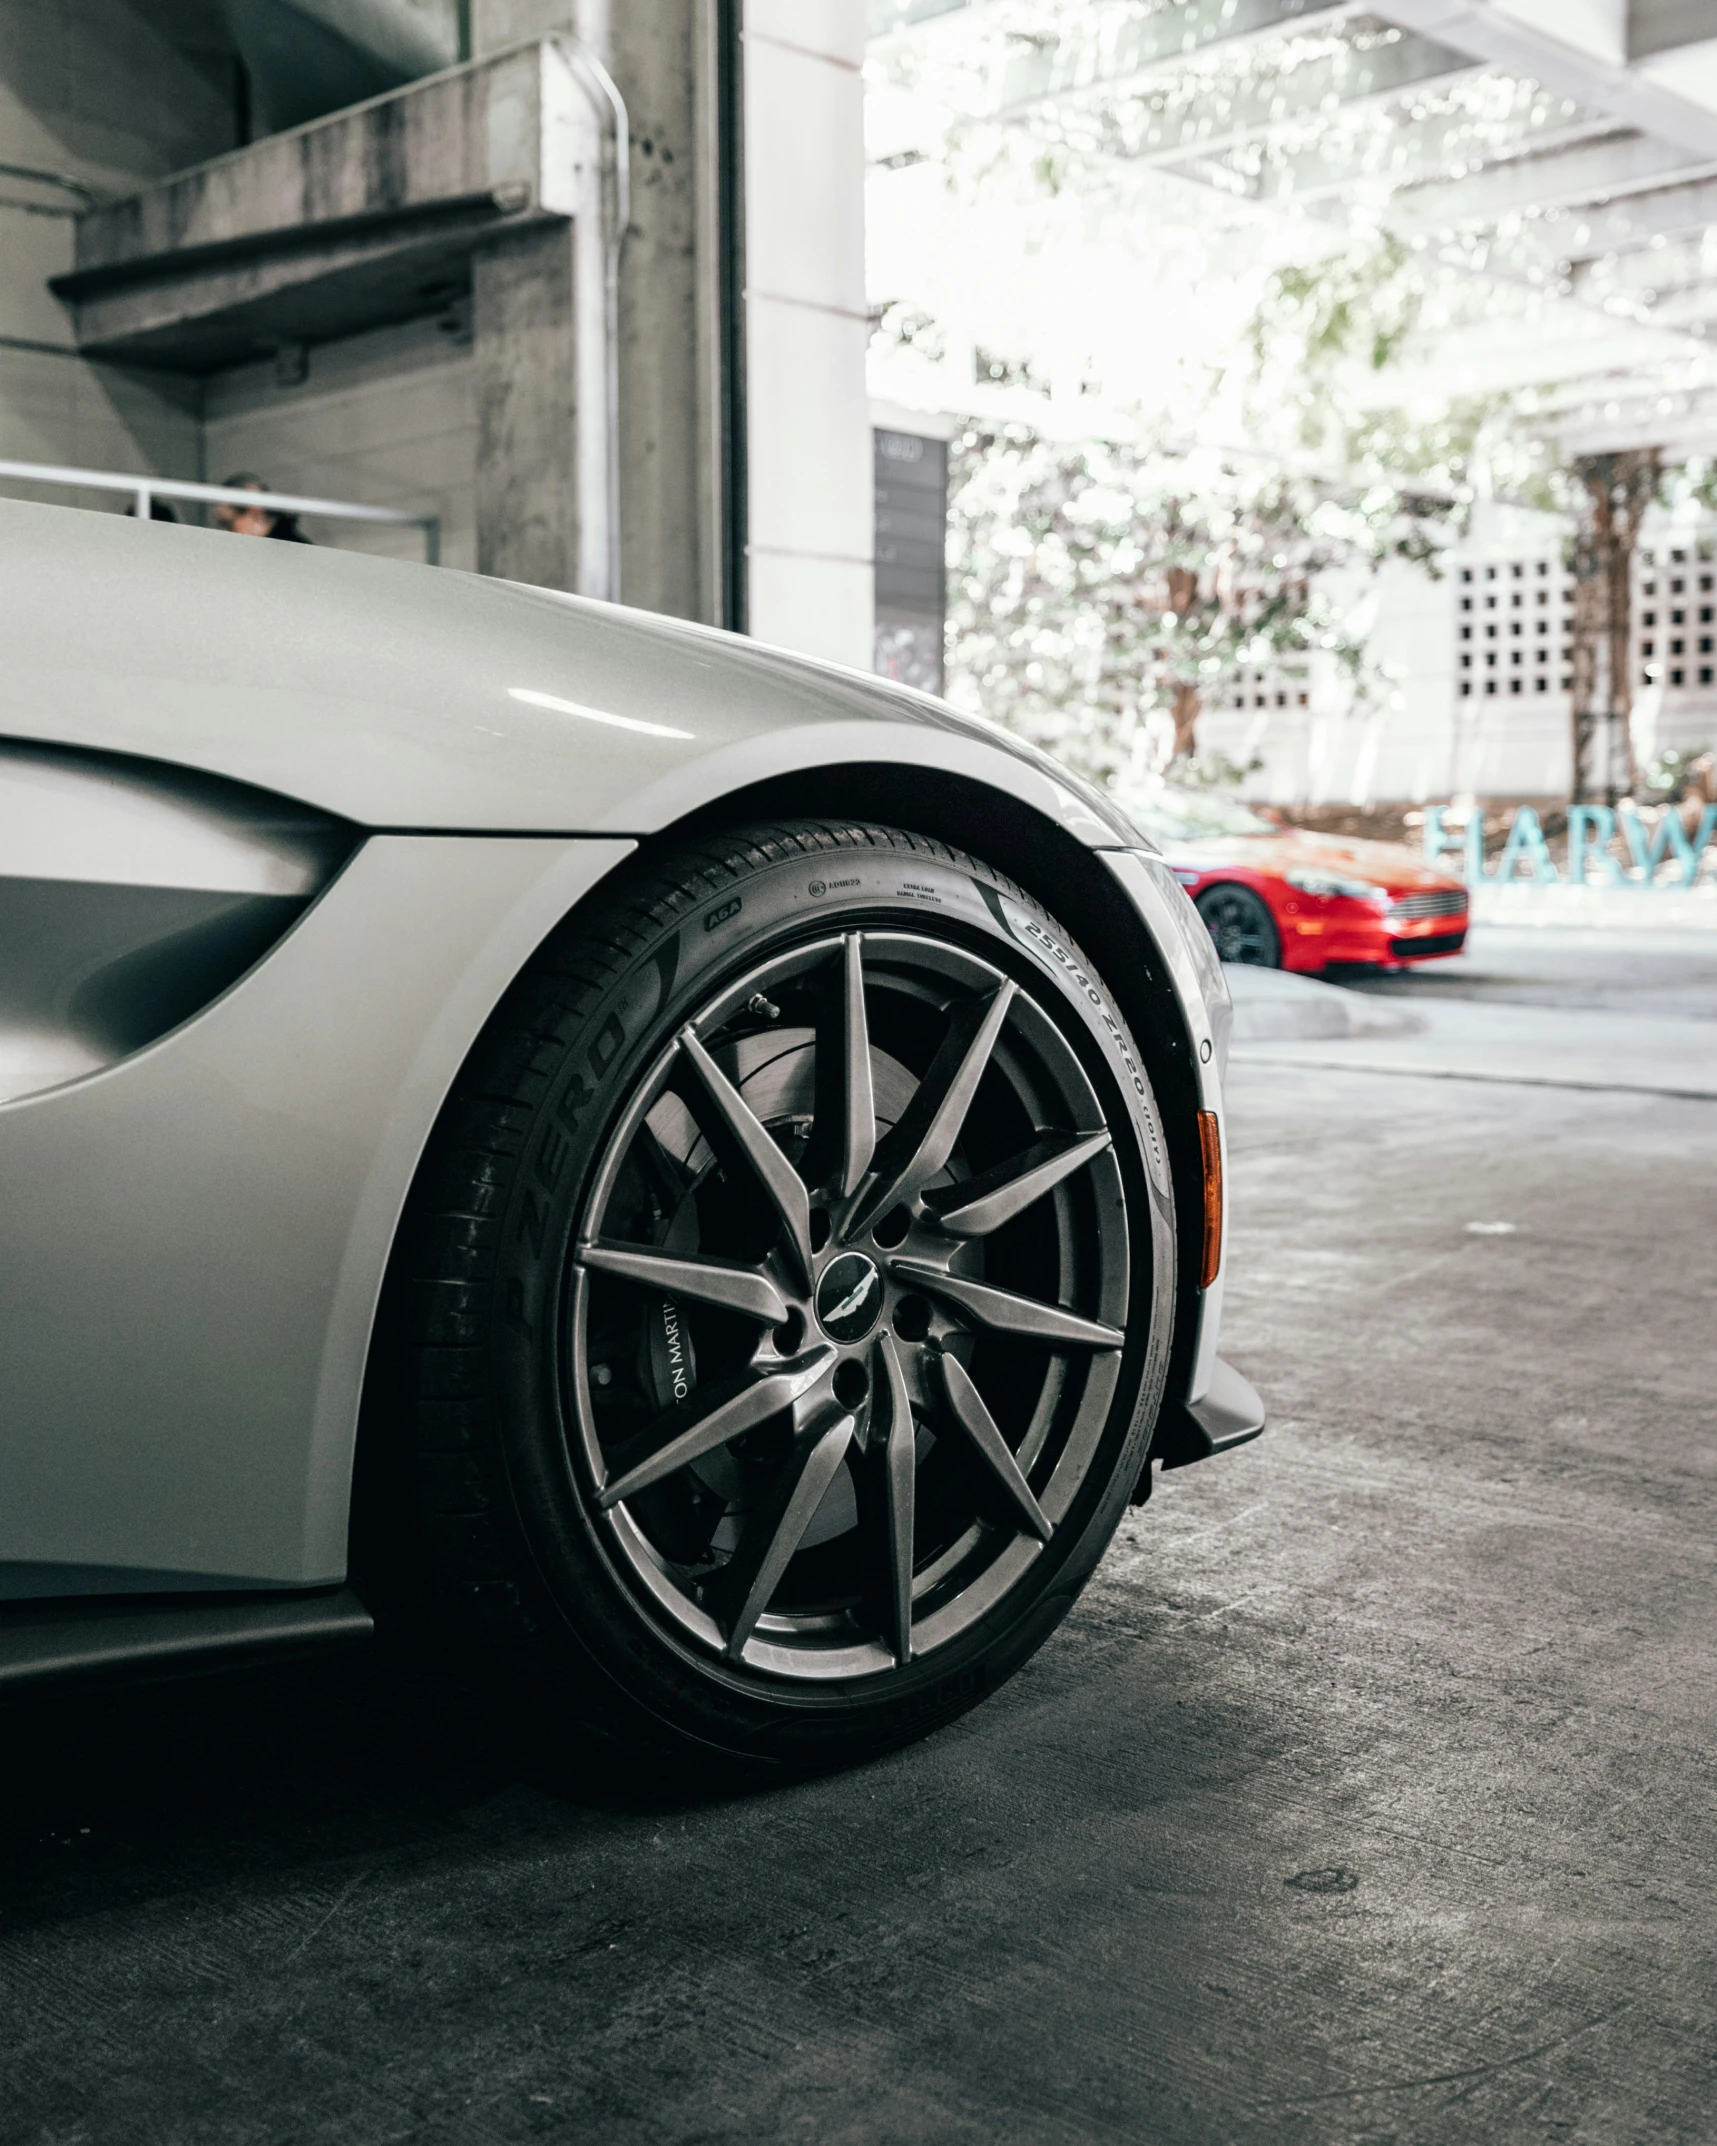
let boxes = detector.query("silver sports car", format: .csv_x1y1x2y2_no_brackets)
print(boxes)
0,499,1261,1772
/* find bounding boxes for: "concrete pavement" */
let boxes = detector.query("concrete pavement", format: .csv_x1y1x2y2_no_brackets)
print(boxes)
0,926,1712,2144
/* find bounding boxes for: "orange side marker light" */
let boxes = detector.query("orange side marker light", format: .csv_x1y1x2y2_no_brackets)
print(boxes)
1196,1110,1222,1289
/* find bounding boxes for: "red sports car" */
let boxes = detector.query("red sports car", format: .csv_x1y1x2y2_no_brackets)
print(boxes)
1122,787,1469,972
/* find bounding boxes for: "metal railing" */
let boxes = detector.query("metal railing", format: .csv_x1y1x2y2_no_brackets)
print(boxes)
0,459,440,564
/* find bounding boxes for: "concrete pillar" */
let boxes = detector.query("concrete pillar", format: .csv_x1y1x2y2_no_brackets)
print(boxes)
473,222,584,590
742,1,872,668
471,0,719,621
610,3,706,621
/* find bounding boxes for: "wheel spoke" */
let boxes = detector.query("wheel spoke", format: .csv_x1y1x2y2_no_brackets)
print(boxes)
923,1129,1112,1238
717,1407,856,1658
876,1331,916,1664
853,979,1016,1226
890,1261,1124,1350
578,1243,789,1326
597,1349,834,1508
837,934,876,1197
678,1026,814,1289
937,1352,1053,1543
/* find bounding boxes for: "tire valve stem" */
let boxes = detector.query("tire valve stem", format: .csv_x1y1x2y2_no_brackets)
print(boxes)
592,1363,614,1388
745,993,781,1021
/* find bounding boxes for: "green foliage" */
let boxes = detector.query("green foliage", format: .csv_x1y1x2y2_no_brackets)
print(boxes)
1255,236,1423,379
944,422,1438,788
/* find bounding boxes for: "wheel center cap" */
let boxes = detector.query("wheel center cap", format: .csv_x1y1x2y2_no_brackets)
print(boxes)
815,1251,884,1344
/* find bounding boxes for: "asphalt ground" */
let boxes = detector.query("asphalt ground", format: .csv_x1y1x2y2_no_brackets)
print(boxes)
2,928,1713,2145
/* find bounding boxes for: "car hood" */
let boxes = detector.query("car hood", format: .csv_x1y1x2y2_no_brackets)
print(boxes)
1163,826,1459,891
0,501,1140,845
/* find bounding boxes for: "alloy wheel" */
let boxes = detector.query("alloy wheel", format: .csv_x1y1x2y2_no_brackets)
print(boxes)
1196,883,1277,965
565,929,1132,1681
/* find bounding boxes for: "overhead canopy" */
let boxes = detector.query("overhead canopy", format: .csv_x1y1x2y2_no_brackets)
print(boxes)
866,0,1717,459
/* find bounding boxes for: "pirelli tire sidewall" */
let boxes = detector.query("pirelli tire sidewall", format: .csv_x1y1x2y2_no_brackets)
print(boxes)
485,834,1178,1765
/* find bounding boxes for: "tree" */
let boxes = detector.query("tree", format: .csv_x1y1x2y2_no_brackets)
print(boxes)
1568,451,1660,804
943,422,1434,789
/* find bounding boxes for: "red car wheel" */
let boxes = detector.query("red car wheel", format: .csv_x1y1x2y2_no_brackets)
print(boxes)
1195,882,1279,967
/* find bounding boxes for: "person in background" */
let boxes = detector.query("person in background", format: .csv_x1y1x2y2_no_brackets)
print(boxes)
214,473,310,543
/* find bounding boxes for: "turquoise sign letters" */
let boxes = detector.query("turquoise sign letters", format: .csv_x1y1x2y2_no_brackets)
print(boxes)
1423,803,1716,888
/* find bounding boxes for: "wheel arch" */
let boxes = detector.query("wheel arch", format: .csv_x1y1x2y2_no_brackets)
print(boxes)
630,760,1208,1381
349,765,1210,1590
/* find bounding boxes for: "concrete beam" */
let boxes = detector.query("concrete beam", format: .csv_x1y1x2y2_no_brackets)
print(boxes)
1550,382,1717,453
1414,165,1717,297
53,44,601,373
1536,164,1717,255
1076,26,1474,168
1384,127,1708,229
1172,83,1605,204
1628,0,1716,64
1378,0,1717,161
1572,225,1717,302
997,0,1355,115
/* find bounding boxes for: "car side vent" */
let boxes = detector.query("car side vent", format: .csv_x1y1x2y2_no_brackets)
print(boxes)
0,740,358,1106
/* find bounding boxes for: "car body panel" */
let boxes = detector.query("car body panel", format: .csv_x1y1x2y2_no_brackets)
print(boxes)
0,833,632,1596
0,505,1254,1617
0,501,1132,849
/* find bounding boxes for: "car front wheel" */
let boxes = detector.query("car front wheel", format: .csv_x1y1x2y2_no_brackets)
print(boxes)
393,821,1176,1776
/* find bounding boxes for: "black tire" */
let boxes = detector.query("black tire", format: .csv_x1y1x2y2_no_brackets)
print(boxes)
392,821,1176,1777
1195,881,1280,967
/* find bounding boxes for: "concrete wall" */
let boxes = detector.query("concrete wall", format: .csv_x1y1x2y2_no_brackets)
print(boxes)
204,312,476,567
743,0,872,669
0,1,238,510
7,0,875,670
1200,497,1716,803
7,1,725,622
1199,506,1581,804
